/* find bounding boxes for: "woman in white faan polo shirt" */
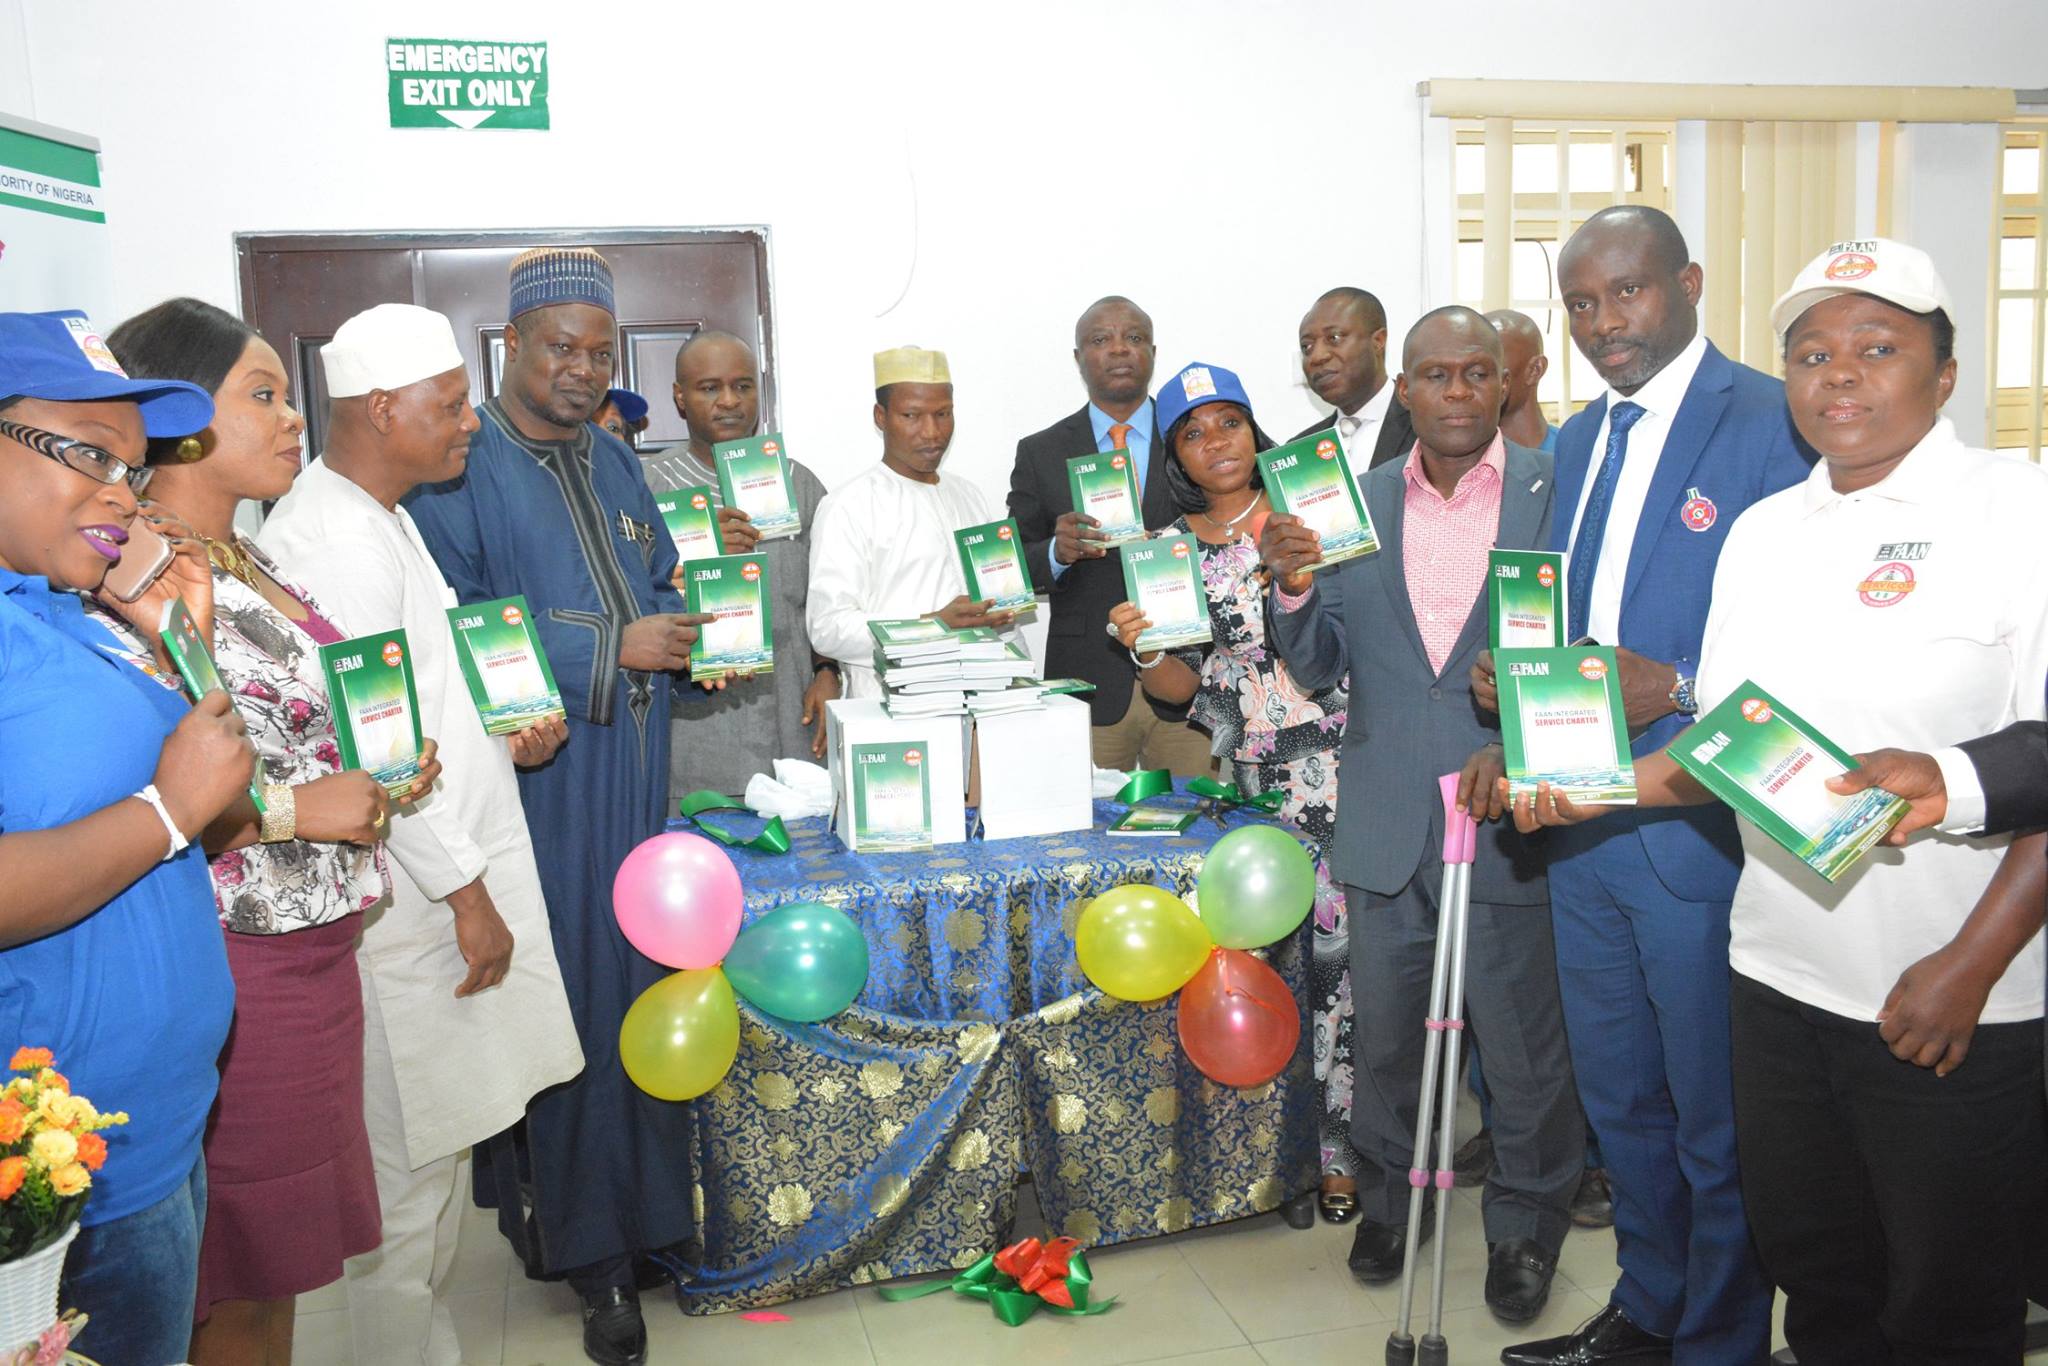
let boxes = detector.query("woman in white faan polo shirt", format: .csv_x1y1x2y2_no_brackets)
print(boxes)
1505,238,2048,1365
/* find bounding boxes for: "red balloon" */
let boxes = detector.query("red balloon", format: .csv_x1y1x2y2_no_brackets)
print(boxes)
1176,948,1301,1088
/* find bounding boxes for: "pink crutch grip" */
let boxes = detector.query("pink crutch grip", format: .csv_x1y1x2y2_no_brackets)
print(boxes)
1409,1167,1430,1188
1437,771,1481,867
1434,1171,1456,1190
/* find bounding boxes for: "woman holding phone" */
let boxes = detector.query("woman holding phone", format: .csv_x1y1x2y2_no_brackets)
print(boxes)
0,309,254,1366
104,298,441,1366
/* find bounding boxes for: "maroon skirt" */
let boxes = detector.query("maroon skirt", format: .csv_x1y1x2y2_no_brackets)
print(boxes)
195,916,381,1311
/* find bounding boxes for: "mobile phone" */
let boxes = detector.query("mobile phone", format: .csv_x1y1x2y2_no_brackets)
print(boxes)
103,520,174,602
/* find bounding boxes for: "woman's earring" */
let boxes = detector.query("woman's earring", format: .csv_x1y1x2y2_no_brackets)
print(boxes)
176,437,205,463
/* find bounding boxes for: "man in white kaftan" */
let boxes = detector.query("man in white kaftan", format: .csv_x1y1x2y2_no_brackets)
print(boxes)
259,304,584,1366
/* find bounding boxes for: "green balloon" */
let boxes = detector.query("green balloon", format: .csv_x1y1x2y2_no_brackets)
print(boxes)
1196,825,1316,949
723,901,871,1023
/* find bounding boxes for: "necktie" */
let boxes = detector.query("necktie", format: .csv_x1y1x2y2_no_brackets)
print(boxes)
1108,422,1131,451
1338,412,1362,441
1565,400,1647,644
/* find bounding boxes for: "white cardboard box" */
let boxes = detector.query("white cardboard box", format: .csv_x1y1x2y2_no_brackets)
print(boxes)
973,694,1094,841
826,699,968,849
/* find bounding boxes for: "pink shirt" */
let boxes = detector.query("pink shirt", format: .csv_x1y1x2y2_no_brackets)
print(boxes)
1400,434,1505,675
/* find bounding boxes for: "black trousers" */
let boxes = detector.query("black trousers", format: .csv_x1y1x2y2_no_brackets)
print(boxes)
1730,972,2048,1366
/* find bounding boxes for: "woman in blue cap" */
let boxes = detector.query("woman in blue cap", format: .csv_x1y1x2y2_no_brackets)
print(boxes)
0,309,253,1365
1108,362,1353,1216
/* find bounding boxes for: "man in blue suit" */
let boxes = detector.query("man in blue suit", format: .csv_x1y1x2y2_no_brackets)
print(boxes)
1485,207,1813,1366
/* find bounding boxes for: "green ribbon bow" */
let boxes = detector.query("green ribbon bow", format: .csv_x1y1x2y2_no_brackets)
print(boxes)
676,790,791,855
1111,769,1175,806
1186,776,1284,813
876,1238,1116,1326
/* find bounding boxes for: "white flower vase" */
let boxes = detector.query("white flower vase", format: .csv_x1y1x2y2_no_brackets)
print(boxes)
0,1221,78,1354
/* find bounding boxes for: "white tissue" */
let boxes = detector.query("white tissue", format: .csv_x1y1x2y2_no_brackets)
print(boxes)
745,759,835,820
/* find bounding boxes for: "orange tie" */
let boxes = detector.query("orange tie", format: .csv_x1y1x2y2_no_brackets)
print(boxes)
1109,423,1132,450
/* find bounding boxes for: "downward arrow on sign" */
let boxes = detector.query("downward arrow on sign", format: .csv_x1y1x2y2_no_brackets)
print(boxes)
437,109,495,130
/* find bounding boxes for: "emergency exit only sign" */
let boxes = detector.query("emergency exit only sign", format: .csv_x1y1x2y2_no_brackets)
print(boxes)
386,39,549,130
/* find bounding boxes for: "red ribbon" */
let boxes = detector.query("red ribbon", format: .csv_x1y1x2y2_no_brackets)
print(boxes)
992,1235,1080,1310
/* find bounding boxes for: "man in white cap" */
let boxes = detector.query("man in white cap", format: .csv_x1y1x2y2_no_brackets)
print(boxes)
807,346,1012,696
259,303,585,1366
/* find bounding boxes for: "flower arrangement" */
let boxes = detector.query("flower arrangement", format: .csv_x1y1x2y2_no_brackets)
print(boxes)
0,1049,128,1262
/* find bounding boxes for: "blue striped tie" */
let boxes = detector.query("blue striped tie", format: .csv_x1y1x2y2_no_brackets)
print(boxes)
1566,401,1647,644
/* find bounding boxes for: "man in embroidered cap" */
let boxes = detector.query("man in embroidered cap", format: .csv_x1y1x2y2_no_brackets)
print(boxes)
405,249,708,1366
806,346,1010,697
258,303,585,1366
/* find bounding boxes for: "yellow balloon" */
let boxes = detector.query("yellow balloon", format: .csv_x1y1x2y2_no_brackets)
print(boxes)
619,967,740,1101
1074,884,1213,1001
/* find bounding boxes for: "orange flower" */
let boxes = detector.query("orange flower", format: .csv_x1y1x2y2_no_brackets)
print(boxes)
35,1069,67,1096
7,1048,51,1073
0,1098,25,1145
75,1132,106,1172
0,1157,24,1200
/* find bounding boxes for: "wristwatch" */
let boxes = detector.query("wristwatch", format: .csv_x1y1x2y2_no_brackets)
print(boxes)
1669,673,1699,716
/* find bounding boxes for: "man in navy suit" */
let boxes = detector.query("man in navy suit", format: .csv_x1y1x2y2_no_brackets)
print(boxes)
1483,207,1813,1366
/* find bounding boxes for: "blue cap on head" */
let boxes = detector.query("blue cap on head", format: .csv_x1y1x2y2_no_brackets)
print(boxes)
508,246,616,320
1154,361,1254,436
0,310,213,436
603,388,649,424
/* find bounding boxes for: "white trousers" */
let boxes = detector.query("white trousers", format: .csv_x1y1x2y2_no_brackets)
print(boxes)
343,980,468,1366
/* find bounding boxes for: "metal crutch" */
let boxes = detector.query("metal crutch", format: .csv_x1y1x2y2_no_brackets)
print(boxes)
1386,772,1480,1366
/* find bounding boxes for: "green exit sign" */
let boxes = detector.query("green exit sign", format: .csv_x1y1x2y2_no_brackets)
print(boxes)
386,39,549,130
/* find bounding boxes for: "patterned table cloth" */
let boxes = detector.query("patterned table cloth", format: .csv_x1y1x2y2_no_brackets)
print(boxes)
669,785,1318,1313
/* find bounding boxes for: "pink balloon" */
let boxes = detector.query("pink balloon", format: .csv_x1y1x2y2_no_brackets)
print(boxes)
612,833,744,969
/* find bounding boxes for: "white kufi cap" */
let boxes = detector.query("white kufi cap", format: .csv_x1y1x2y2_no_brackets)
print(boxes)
322,303,467,398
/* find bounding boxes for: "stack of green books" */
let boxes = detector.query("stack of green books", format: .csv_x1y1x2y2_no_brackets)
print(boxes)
866,618,1044,718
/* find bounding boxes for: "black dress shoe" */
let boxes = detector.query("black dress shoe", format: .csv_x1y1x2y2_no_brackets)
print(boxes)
1280,1189,1317,1229
1570,1168,1614,1230
580,1286,648,1366
1499,1302,1673,1366
1484,1238,1557,1323
1348,1204,1432,1284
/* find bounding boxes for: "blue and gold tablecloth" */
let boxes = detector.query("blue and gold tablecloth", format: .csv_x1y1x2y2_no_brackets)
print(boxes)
669,786,1318,1313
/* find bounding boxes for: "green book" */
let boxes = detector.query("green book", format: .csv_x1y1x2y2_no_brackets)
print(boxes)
683,553,774,680
953,518,1038,621
712,433,800,541
319,628,426,794
653,485,721,565
1258,428,1380,568
444,595,566,735
867,617,954,651
1488,549,1568,650
851,740,932,852
1107,806,1198,837
1120,534,1212,652
1496,646,1637,804
1066,450,1146,543
1672,682,1908,882
158,597,265,816
1038,677,1098,696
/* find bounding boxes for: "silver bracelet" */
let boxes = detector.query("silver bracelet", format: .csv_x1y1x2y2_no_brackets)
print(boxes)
134,784,188,862
1128,647,1166,670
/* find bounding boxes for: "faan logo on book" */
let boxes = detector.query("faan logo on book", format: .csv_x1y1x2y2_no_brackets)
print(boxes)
382,640,405,668
740,561,762,583
1577,655,1607,681
1315,439,1337,460
1536,562,1557,588
501,604,524,626
1741,697,1775,725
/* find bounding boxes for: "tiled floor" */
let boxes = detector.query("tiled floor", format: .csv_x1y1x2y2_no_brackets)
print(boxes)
282,1184,1680,1366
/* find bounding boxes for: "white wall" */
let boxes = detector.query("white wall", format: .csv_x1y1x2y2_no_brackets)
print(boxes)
5,0,2045,492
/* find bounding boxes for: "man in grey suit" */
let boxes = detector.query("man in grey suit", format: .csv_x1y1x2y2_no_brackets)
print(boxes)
1263,307,1581,1325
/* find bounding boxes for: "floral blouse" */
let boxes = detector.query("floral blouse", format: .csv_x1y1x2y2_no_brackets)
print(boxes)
96,538,387,934
1164,516,1348,765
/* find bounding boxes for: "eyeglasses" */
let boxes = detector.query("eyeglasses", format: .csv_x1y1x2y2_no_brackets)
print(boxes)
0,418,154,494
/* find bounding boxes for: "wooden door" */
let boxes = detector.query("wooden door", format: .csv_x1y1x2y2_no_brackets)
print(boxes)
236,229,774,458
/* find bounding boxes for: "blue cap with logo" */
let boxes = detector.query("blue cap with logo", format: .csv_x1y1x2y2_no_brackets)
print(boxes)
1154,361,1255,435
603,388,649,424
0,310,213,436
